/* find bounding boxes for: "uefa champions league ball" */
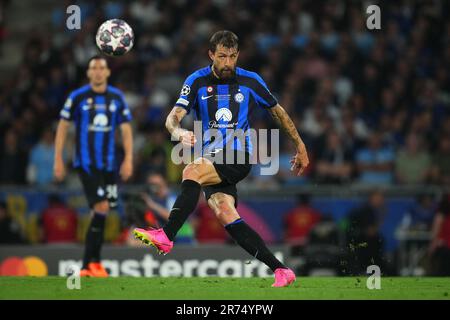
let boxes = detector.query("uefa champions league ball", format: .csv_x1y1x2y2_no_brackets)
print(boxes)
95,19,134,56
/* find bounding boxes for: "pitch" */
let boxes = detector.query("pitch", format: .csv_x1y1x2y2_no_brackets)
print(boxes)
1,277,449,300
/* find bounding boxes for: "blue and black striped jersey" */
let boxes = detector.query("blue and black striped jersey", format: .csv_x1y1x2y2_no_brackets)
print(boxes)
60,84,132,172
175,66,278,155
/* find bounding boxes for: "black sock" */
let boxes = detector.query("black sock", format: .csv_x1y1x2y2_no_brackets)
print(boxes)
82,212,106,269
163,179,201,241
225,219,286,272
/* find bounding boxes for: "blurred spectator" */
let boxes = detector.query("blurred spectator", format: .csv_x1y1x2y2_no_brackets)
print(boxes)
135,128,174,183
27,128,57,186
140,172,194,244
430,136,450,186
428,194,450,276
130,0,161,28
400,193,437,231
0,201,25,244
345,189,386,275
315,130,354,184
395,132,431,185
356,132,395,185
338,107,369,152
39,194,77,243
283,193,322,246
0,129,28,185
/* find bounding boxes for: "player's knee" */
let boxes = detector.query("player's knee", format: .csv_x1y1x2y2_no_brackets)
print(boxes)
182,163,201,182
210,194,238,225
94,201,109,214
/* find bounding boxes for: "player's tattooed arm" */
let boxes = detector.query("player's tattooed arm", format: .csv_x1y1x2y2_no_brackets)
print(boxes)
269,104,309,175
165,107,196,146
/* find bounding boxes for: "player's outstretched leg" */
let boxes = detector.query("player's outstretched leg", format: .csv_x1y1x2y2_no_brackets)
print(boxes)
134,158,220,253
208,192,296,287
81,200,109,277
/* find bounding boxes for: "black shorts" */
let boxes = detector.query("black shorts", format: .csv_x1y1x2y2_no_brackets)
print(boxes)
77,168,118,209
202,149,252,207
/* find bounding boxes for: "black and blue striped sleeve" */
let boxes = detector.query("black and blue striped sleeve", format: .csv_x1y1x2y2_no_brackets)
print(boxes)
117,92,132,124
59,91,77,121
250,73,278,109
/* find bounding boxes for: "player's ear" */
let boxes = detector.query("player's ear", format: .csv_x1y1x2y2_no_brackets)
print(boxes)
106,67,111,78
208,50,215,61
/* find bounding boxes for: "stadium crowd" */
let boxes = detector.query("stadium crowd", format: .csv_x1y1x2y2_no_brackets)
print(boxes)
0,0,449,189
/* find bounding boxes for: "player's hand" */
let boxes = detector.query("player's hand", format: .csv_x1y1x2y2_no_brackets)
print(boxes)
179,130,197,147
290,144,309,176
120,159,133,181
53,158,66,182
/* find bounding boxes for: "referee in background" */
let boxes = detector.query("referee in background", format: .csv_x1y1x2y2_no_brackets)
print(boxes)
54,55,133,277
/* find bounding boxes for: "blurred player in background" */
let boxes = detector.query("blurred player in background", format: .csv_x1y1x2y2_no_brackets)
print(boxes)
54,55,133,277
134,31,309,287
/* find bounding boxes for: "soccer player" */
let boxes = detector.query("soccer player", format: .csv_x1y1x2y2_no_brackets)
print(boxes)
134,31,309,287
54,55,133,277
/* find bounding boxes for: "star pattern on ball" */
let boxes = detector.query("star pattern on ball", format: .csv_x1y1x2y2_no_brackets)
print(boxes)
95,19,134,56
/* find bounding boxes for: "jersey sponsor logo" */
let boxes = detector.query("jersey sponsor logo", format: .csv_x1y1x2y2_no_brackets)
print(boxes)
215,108,232,122
208,120,238,129
89,114,112,132
234,92,244,103
93,114,108,126
176,98,189,106
180,84,191,96
201,95,213,100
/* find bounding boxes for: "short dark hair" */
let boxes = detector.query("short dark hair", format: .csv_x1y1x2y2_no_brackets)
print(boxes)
209,30,239,53
87,55,108,67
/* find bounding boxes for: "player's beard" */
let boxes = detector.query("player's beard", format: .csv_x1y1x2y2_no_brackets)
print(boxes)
214,65,235,79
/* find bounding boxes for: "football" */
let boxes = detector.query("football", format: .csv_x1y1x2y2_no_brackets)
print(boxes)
95,19,134,56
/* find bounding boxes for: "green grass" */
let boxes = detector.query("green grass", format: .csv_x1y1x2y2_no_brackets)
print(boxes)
1,277,450,300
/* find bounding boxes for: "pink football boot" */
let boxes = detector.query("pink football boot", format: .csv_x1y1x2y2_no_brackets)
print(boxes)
272,268,296,287
133,228,173,255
